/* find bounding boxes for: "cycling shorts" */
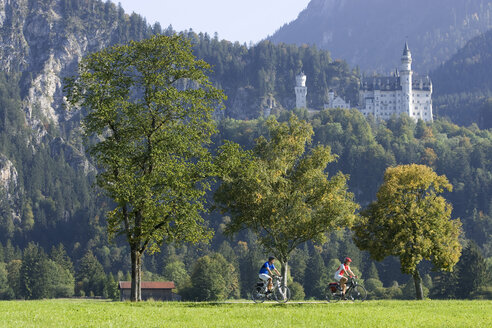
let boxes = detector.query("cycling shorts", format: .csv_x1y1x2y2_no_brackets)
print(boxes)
334,274,344,282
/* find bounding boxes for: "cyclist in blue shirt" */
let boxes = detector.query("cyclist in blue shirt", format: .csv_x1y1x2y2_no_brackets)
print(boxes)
259,256,280,292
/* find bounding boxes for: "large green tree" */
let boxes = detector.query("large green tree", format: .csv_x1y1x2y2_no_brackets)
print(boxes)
65,34,225,301
353,164,462,300
214,115,358,292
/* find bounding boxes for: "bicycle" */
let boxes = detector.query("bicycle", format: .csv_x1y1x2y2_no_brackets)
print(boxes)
251,275,291,303
326,277,367,302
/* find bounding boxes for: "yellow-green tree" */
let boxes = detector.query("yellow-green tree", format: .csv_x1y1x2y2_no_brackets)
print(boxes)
215,115,358,289
353,164,462,300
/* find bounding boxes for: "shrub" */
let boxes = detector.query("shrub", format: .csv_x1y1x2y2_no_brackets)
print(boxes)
184,253,239,301
470,286,492,300
365,278,383,292
289,281,305,300
401,279,429,299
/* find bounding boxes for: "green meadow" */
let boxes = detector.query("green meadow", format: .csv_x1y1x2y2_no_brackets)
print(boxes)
0,299,490,328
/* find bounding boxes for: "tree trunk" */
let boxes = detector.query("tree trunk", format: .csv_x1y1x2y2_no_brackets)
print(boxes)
130,247,142,302
281,261,288,288
413,269,424,300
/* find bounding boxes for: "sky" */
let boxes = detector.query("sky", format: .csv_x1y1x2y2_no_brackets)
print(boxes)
112,0,311,44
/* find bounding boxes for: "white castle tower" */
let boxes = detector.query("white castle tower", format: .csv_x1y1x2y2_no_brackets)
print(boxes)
400,42,413,116
295,72,307,108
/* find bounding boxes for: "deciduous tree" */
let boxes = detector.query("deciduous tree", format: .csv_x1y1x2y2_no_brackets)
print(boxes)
215,115,358,290
66,35,224,301
353,164,462,300
186,253,239,301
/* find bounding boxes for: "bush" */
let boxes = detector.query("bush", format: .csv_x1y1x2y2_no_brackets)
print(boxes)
372,285,403,299
401,279,429,299
289,281,305,300
470,286,492,299
163,260,190,291
184,253,239,301
0,262,10,299
365,278,383,292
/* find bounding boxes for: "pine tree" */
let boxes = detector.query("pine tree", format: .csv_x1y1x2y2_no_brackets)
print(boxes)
367,262,380,280
76,251,105,297
106,273,119,301
455,241,490,298
303,249,328,299
19,243,50,299
50,244,74,274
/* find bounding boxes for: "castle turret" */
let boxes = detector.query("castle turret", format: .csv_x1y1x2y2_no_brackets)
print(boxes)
400,42,413,115
295,72,307,108
328,89,335,107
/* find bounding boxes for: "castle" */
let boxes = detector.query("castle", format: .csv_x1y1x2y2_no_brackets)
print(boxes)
325,90,350,110
294,73,350,111
358,43,433,122
293,43,433,122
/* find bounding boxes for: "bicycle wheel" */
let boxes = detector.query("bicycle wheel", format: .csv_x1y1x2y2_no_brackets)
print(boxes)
325,288,342,302
251,286,267,303
273,285,291,303
348,285,367,302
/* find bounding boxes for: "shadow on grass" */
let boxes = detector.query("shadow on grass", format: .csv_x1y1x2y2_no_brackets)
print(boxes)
180,301,331,308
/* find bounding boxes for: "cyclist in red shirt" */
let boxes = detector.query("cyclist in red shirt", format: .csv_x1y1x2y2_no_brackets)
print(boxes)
334,257,356,298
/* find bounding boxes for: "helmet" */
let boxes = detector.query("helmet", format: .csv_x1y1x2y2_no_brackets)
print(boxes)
344,257,352,263
268,256,276,261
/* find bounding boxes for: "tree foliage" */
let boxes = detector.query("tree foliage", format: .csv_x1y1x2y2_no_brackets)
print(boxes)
354,164,462,299
75,251,105,297
215,115,358,284
185,253,239,301
65,34,225,301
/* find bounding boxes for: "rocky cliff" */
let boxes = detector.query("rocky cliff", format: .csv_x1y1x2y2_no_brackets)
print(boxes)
0,0,153,223
0,0,155,168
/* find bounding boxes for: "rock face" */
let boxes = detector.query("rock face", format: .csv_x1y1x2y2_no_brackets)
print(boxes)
269,0,492,72
0,0,114,137
0,153,20,221
0,0,153,166
0,154,17,191
0,0,154,218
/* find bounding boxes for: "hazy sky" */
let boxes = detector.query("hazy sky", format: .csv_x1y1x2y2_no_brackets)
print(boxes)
112,0,311,44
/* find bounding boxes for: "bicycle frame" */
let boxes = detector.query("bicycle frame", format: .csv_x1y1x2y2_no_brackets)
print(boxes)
252,275,291,303
327,277,367,302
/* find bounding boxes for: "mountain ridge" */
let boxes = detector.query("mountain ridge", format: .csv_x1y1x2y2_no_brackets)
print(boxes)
269,0,492,72
431,28,492,128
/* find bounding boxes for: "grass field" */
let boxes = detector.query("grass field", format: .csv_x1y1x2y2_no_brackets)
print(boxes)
0,299,490,328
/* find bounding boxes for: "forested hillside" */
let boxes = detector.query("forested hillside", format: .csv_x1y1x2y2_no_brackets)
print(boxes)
191,36,359,118
0,0,158,266
0,0,358,254
2,109,491,300
0,0,490,301
269,0,492,72
431,29,492,128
